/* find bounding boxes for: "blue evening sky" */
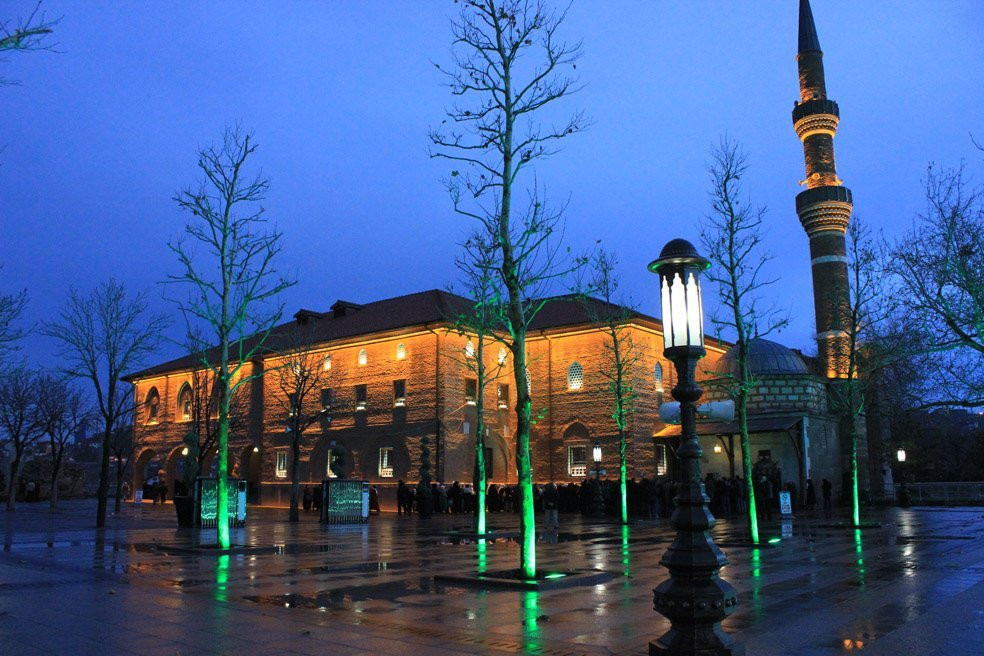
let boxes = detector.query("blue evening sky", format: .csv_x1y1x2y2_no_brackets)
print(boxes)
2,1,982,369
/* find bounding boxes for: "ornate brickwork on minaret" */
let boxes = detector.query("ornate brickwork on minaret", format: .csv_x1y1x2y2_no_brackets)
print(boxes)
793,0,852,379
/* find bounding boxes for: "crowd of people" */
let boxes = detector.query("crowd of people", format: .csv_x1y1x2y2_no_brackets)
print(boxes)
383,473,840,521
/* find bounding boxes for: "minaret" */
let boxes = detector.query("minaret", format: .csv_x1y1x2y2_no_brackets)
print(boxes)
793,0,852,379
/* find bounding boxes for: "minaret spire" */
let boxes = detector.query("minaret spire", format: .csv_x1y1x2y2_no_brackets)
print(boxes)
798,0,821,53
792,0,853,380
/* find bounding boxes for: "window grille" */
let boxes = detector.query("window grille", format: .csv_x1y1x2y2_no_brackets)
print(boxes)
498,347,507,365
355,385,367,411
323,354,332,371
178,384,192,421
393,380,406,407
464,378,477,405
568,445,587,477
656,443,668,476
275,450,288,478
497,384,509,409
396,343,406,360
357,349,367,366
378,447,394,477
145,388,160,423
567,362,584,390
464,339,475,358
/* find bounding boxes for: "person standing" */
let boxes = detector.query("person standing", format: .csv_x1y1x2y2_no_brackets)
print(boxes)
542,481,559,531
822,478,832,516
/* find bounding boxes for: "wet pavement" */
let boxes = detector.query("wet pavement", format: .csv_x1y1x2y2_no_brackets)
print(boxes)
2,501,984,655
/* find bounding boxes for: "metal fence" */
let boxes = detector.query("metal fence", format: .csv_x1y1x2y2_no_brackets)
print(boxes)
896,482,984,505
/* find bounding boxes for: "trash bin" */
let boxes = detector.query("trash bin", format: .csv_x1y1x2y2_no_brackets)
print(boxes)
320,479,369,524
195,477,247,528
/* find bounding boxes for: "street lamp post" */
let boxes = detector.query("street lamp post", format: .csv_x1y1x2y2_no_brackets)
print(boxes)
648,238,742,656
896,448,910,507
591,440,605,517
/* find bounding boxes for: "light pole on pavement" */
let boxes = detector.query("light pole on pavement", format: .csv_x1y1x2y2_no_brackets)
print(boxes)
647,238,742,656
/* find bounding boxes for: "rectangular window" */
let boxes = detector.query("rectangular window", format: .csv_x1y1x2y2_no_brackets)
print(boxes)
355,385,367,411
393,380,406,407
568,445,587,477
462,420,471,436
320,388,333,411
656,443,668,477
465,378,477,405
287,393,298,417
275,450,288,478
378,447,394,478
497,383,509,409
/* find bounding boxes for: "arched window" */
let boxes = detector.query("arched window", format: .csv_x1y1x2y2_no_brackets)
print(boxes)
464,339,475,358
144,387,160,424
323,354,332,371
396,343,406,360
358,349,367,366
177,383,193,421
654,363,664,391
567,362,584,390
497,347,507,365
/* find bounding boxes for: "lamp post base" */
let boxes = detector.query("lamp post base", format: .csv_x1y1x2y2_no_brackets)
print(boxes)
649,637,744,656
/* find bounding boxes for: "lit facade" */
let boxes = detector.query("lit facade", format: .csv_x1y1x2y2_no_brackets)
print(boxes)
126,291,727,507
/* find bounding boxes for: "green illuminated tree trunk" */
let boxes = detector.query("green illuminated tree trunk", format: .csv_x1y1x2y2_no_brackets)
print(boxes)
431,0,587,579
170,127,293,548
700,139,786,544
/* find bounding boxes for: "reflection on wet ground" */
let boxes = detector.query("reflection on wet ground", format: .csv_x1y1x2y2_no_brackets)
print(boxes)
2,501,984,655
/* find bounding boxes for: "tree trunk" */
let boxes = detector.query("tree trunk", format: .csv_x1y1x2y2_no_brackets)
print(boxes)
114,458,124,513
50,451,62,510
6,452,22,511
96,425,111,526
289,428,301,523
737,390,759,543
619,426,628,525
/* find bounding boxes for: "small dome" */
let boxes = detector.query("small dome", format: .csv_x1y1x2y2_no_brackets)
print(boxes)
713,338,808,377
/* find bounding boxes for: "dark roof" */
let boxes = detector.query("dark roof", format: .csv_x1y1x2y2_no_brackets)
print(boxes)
712,338,810,377
124,290,662,380
798,0,822,53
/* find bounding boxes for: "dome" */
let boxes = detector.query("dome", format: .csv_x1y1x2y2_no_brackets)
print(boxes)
713,338,809,377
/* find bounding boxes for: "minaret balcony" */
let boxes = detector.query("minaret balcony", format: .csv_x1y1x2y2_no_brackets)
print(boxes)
793,99,840,140
796,186,853,235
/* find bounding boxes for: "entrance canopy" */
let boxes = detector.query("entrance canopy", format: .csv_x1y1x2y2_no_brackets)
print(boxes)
655,416,799,438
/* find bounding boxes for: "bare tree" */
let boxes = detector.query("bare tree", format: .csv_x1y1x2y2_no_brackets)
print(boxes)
0,1,59,86
583,249,640,525
0,284,27,362
830,217,895,526
169,126,294,548
38,376,90,509
0,368,45,510
181,328,250,483
699,138,788,544
884,155,984,409
41,280,168,527
273,327,332,523
430,0,588,580
449,230,508,534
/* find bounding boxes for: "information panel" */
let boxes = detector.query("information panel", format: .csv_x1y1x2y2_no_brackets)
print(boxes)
321,480,370,525
779,490,793,516
195,478,247,528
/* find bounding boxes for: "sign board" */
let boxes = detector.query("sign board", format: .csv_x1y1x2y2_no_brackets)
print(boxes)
322,480,370,525
134,489,143,505
781,521,793,538
195,477,247,528
779,491,793,516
